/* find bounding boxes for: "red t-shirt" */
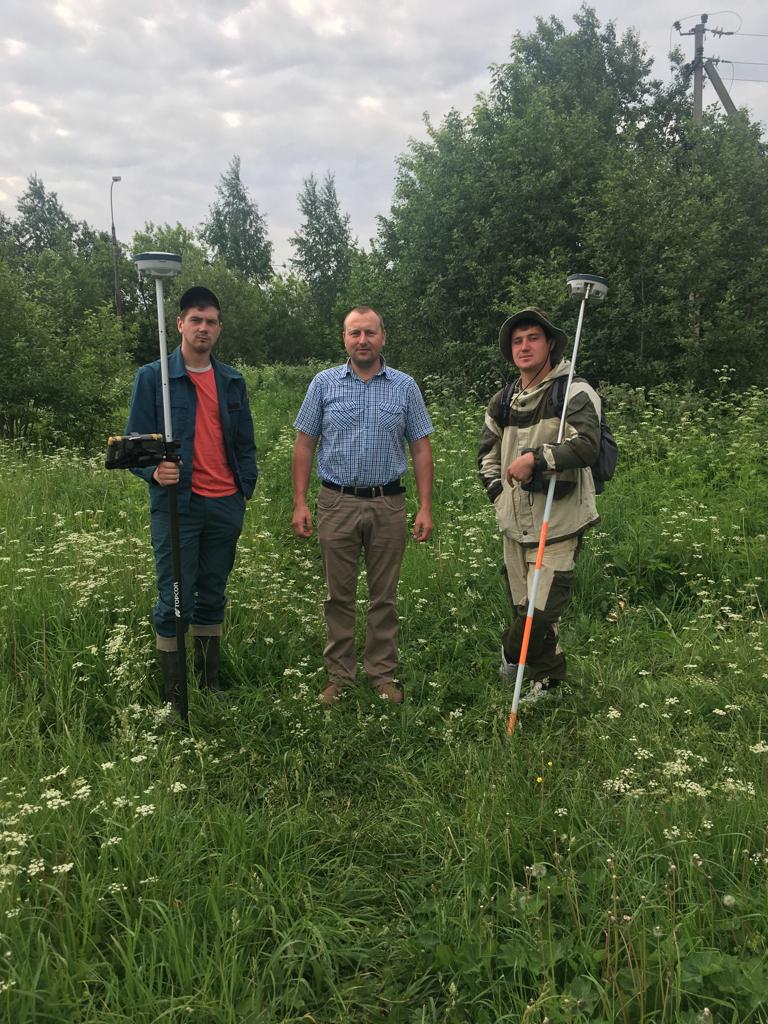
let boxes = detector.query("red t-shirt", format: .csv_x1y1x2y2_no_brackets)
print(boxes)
186,365,238,497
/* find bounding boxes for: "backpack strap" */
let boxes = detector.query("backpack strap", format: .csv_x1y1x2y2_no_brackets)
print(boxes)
550,375,567,416
498,380,516,427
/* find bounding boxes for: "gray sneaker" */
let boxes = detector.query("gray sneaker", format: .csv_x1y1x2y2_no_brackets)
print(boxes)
519,679,561,706
499,647,517,680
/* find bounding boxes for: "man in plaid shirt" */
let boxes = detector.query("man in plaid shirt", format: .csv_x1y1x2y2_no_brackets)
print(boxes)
292,306,434,704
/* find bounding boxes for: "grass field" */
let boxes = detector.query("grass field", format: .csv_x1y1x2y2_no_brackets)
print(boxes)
1,364,767,1023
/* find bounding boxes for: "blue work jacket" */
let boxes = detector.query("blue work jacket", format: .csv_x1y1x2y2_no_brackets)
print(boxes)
125,346,258,513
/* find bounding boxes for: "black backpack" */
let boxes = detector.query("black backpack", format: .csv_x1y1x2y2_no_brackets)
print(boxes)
499,376,619,494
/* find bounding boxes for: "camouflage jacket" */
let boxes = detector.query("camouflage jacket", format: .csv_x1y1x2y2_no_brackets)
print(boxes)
477,360,601,547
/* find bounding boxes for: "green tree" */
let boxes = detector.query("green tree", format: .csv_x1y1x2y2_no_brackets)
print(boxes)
580,115,768,387
289,172,354,324
375,5,678,386
14,173,78,254
0,211,13,254
0,257,130,443
8,175,120,335
257,274,319,363
200,156,273,283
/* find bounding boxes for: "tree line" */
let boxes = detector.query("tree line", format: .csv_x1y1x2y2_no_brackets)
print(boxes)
2,5,767,444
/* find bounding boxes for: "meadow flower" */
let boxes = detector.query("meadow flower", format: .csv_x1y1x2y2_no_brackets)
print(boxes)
718,778,755,796
134,804,155,817
749,741,768,754
722,894,736,908
43,792,71,810
52,862,74,874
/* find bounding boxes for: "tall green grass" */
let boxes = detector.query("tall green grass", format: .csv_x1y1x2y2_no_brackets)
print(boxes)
1,365,767,1022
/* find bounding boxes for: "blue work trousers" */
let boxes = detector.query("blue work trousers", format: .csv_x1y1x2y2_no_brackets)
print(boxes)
150,492,245,639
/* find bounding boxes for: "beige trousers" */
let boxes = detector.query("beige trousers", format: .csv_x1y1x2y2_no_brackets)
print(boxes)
317,488,407,687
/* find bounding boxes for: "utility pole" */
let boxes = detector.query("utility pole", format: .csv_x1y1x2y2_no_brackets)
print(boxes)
692,15,706,124
674,13,737,123
703,60,738,117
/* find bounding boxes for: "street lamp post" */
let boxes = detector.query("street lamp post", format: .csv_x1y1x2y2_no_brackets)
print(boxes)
110,175,124,321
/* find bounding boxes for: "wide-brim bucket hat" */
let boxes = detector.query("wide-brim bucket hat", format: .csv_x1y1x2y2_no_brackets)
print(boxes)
498,307,568,364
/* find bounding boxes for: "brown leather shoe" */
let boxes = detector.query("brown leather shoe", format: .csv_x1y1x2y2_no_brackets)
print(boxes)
372,682,403,704
318,682,348,704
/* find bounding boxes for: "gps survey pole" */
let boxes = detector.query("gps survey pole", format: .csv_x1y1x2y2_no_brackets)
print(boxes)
134,252,189,723
506,273,608,737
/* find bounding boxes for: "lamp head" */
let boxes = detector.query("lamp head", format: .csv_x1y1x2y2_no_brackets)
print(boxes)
112,175,122,183
133,252,182,280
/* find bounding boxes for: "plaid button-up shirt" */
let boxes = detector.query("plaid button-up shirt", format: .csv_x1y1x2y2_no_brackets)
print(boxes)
294,360,433,486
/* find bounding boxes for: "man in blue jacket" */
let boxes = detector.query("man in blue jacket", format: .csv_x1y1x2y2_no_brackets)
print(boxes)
126,286,257,703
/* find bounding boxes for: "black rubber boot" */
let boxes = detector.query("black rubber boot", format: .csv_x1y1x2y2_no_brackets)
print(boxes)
157,649,187,721
193,636,231,700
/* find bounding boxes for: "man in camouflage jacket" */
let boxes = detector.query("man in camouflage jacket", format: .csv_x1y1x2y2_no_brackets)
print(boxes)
477,307,601,704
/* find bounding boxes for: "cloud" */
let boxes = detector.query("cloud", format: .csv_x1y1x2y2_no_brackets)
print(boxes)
4,37,26,56
0,0,766,265
8,99,44,117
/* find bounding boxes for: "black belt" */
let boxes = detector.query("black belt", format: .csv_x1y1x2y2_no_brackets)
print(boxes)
322,480,404,499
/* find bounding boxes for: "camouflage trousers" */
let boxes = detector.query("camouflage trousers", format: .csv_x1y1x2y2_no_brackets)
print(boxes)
501,534,582,682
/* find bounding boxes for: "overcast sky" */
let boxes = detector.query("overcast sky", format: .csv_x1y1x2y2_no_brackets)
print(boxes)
2,1,767,266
